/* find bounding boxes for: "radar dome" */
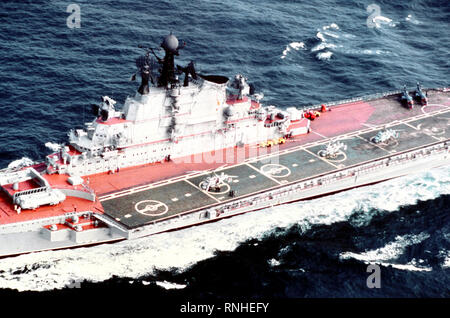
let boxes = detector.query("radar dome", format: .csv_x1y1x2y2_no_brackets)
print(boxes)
162,33,179,52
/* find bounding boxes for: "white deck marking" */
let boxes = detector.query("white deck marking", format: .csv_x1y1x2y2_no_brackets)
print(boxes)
312,130,328,139
401,121,419,130
362,123,378,129
260,164,291,178
401,121,443,141
183,179,221,203
421,103,449,115
355,135,392,154
171,198,178,202
246,163,282,185
301,147,340,169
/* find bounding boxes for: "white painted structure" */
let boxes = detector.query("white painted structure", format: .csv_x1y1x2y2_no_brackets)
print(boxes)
49,75,309,177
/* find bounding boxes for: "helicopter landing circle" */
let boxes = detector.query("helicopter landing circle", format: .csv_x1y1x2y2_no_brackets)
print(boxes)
260,164,291,178
369,136,399,147
135,200,169,216
317,150,347,163
198,181,231,194
421,103,448,115
416,123,446,136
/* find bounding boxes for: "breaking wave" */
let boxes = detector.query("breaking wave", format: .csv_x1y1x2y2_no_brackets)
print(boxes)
311,42,337,53
316,51,333,61
441,251,450,268
45,142,63,152
312,24,341,61
371,15,397,28
281,41,306,59
340,233,433,272
283,21,399,63
155,280,187,290
0,165,448,291
7,157,34,170
405,14,420,25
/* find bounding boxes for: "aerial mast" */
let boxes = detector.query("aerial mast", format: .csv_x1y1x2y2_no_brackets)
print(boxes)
158,33,184,88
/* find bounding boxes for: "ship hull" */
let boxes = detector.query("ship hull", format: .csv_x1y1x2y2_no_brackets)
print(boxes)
1,146,448,257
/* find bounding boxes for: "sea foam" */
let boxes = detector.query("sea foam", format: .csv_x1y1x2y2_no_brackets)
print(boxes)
0,165,448,291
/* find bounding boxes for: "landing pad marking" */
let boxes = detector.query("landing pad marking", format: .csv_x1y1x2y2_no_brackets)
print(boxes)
246,163,282,185
356,135,393,154
260,164,291,178
184,179,222,202
197,180,231,194
302,148,340,168
317,149,347,163
421,103,449,115
368,136,399,147
199,182,231,195
400,121,445,141
134,200,169,217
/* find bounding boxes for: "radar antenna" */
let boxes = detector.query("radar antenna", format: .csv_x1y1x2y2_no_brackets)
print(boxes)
157,33,186,88
132,33,187,92
176,61,197,87
131,46,159,95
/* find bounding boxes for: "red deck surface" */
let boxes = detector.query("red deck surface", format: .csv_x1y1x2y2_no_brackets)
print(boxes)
2,180,38,197
0,191,103,225
313,101,374,137
96,117,130,125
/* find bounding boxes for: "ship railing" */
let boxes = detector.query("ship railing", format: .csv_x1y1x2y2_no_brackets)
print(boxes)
93,213,129,234
0,211,92,234
146,139,449,225
13,186,49,200
294,86,448,112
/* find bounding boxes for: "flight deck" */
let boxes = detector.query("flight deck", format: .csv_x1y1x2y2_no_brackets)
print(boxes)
100,99,450,229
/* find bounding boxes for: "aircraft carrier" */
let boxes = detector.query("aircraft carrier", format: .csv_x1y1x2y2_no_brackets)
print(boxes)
0,33,449,257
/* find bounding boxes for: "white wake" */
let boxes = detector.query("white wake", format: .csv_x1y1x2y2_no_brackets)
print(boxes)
0,165,448,291
340,233,433,272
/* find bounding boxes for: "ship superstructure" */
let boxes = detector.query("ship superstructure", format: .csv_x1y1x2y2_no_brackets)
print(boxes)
53,34,309,178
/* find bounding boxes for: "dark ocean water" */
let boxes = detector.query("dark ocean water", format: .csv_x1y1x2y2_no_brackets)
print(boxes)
0,0,449,301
